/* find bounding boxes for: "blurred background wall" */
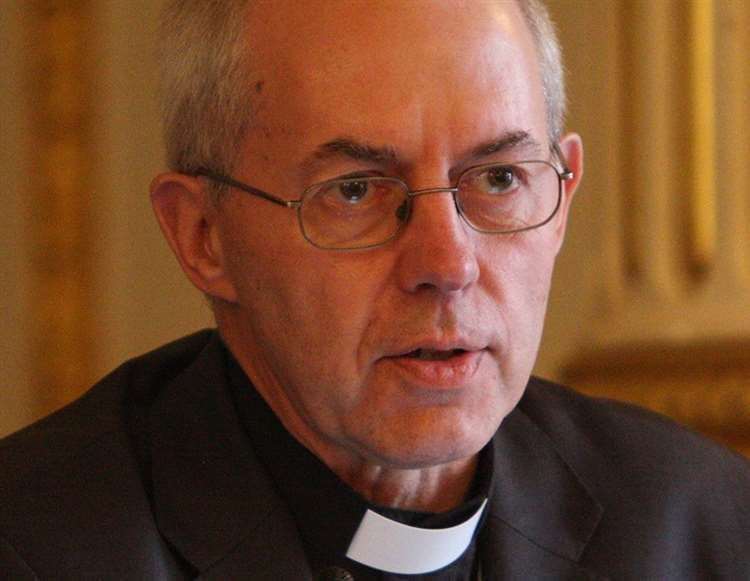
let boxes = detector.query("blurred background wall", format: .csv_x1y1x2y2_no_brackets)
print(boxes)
2,1,748,454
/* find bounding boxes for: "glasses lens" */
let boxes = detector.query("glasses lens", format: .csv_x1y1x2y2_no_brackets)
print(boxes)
300,177,408,249
456,161,561,233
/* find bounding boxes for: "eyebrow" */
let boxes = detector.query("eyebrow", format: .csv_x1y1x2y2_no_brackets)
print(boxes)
299,130,542,180
300,138,399,179
465,130,542,162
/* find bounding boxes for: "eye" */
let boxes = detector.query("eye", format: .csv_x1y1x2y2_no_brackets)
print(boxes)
337,179,371,204
484,165,519,193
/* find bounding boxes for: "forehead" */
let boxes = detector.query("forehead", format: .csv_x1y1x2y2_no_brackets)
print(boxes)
242,0,545,167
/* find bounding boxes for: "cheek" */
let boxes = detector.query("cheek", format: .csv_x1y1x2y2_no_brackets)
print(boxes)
484,232,555,307
511,249,555,333
484,235,557,363
223,217,393,379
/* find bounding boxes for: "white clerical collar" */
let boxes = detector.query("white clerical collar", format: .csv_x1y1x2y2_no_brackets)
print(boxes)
345,498,488,575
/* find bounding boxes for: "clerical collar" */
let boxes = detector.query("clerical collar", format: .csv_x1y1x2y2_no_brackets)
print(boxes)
224,343,494,578
347,498,488,574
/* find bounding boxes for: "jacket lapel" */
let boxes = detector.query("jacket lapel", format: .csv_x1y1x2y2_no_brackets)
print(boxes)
148,333,312,579
481,407,606,580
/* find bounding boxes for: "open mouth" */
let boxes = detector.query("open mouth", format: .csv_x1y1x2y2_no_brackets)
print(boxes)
404,348,468,361
387,346,483,387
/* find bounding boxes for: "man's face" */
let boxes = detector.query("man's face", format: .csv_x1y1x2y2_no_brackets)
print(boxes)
212,0,576,469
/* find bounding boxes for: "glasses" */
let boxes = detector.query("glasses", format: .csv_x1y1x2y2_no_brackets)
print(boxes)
193,144,574,250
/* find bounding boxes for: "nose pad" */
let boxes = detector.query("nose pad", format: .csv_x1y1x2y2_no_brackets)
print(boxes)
395,201,410,223
450,191,463,220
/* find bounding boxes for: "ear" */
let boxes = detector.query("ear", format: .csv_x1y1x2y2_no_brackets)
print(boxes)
551,132,584,254
150,172,238,303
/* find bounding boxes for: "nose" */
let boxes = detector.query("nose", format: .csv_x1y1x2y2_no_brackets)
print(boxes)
395,189,480,294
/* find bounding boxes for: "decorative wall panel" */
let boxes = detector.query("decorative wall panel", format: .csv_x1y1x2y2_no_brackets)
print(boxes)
564,0,750,456
24,1,95,415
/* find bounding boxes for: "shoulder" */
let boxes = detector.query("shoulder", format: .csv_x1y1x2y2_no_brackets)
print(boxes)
519,376,750,473
0,330,216,576
0,329,216,497
518,377,750,568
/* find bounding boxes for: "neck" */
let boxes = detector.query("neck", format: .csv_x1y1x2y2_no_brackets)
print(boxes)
333,454,479,513
270,400,481,513
263,381,481,512
259,374,480,512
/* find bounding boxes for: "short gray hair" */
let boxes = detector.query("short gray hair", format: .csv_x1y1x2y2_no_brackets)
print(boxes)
158,0,566,178
158,0,252,175
518,0,567,142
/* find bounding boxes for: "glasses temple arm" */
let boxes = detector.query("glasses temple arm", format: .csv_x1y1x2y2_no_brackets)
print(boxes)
551,143,574,181
193,169,298,208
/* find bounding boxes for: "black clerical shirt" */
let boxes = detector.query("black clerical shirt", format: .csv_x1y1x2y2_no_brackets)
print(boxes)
224,344,493,580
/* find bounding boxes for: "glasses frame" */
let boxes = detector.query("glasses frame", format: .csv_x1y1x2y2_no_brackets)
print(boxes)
192,143,574,250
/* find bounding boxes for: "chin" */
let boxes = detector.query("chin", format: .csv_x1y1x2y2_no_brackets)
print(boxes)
363,413,499,470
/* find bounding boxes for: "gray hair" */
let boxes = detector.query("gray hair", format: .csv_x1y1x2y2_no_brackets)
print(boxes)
517,0,566,142
158,0,566,178
158,0,252,176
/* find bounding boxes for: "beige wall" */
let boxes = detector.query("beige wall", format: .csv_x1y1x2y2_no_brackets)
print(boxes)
2,1,748,447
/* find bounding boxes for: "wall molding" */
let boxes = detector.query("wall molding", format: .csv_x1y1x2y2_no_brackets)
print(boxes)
687,0,718,278
564,340,750,457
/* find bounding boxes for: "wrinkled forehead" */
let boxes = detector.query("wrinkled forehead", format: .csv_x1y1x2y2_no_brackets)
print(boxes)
241,0,546,166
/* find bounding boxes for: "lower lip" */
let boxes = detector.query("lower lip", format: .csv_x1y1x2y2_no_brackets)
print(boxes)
383,350,485,389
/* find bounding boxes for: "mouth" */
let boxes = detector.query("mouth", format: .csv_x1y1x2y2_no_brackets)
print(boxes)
383,345,486,389
403,348,468,361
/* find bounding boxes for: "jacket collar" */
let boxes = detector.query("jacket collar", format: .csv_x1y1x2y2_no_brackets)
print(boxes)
148,332,312,578
148,332,603,578
481,404,605,579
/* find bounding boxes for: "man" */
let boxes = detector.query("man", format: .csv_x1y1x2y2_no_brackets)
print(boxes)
2,0,749,579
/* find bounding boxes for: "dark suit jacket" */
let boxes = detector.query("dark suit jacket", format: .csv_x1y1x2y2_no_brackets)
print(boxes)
1,330,749,580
